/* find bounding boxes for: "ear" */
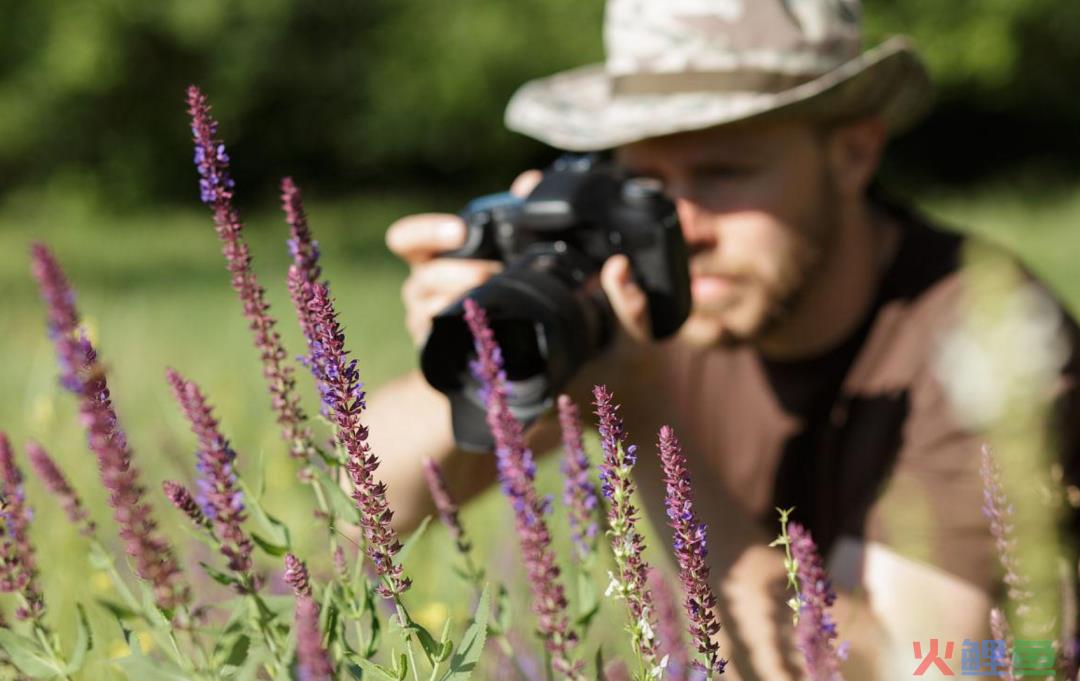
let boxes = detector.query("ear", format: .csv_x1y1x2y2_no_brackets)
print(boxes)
826,117,887,200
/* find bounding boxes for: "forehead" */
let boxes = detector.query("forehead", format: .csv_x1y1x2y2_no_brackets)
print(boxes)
615,118,816,170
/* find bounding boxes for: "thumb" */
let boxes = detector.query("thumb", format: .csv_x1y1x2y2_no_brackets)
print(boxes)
600,254,652,343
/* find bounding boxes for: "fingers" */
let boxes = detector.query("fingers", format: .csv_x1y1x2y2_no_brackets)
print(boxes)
401,259,504,346
386,213,466,265
600,254,652,343
510,169,543,198
402,259,503,301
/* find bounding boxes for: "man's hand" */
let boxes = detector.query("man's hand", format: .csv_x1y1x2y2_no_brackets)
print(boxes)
386,214,503,347
385,171,555,347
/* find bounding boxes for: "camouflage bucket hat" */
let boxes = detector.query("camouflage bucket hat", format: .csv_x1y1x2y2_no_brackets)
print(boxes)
505,0,933,151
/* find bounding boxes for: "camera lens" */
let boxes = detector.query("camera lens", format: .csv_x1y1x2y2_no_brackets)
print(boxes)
420,243,612,451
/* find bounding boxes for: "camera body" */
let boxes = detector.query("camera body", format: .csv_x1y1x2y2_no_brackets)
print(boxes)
420,154,691,451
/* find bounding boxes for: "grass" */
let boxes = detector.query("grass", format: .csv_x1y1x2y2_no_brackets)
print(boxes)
0,180,1077,677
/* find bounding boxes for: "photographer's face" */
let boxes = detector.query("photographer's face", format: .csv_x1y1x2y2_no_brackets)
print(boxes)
617,118,842,348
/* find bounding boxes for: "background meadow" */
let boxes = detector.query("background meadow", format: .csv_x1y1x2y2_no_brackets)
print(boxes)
1,0,1079,677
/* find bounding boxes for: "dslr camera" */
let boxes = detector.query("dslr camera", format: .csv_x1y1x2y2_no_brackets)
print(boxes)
420,154,691,451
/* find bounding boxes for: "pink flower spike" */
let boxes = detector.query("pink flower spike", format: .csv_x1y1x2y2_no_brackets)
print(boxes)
25,440,95,536
0,432,44,621
464,298,582,680
187,85,311,462
30,243,188,610
166,368,253,577
658,425,725,676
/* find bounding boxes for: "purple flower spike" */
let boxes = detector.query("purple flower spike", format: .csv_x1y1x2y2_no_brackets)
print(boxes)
166,368,253,576
593,385,662,675
186,86,310,462
25,441,95,536
463,299,582,680
284,553,313,599
557,395,599,561
282,177,322,292
658,426,725,676
0,433,44,621
301,281,409,599
295,595,332,681
422,457,472,555
980,446,1032,617
648,568,691,680
30,243,188,610
162,480,211,532
989,608,1016,681
788,523,845,681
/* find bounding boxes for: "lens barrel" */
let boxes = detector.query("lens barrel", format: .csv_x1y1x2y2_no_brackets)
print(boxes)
420,242,611,451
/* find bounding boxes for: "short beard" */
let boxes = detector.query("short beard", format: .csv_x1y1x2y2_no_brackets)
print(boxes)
719,163,842,348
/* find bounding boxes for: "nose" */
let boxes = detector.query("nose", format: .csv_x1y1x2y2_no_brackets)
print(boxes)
675,197,717,251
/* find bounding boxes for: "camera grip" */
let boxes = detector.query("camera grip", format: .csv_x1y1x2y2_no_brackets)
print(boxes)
439,191,517,260
626,214,692,339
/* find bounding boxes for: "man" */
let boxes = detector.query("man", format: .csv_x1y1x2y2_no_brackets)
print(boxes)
366,1,1079,678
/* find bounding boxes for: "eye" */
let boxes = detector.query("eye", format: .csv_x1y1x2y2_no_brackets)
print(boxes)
695,164,749,179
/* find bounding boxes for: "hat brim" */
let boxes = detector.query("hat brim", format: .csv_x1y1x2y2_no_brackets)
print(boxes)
504,36,933,151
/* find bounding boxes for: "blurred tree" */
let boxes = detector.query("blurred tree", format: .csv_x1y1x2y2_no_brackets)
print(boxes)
0,0,1076,207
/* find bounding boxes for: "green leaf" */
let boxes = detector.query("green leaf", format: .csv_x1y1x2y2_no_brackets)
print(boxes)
62,603,94,674
136,581,173,631
310,464,361,521
410,619,441,662
222,634,250,667
441,583,490,681
594,647,608,681
199,561,240,588
113,654,192,681
0,628,63,678
250,532,290,557
240,479,291,549
353,655,401,681
575,570,600,629
394,515,431,568
491,584,511,635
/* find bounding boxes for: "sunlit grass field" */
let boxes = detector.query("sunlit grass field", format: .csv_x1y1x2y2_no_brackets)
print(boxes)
0,181,1078,677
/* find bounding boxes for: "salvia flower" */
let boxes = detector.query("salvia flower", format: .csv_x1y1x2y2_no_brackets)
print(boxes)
989,607,1016,681
30,243,188,610
464,298,582,680
167,368,253,576
25,440,95,536
294,595,332,681
162,480,211,532
187,85,310,461
0,433,44,621
648,568,691,681
300,281,409,599
593,385,663,676
788,522,845,681
657,426,725,676
282,176,322,345
980,445,1033,617
423,457,472,556
284,553,313,599
558,395,600,561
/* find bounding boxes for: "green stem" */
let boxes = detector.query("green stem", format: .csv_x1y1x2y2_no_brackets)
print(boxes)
393,600,423,681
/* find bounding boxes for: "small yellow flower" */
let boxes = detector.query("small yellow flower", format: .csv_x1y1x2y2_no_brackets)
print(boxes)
29,395,55,430
136,631,155,652
108,639,130,659
416,601,449,632
82,317,99,346
91,572,112,593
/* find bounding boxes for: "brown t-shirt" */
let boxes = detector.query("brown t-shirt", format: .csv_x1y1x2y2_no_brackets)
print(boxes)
625,197,1080,596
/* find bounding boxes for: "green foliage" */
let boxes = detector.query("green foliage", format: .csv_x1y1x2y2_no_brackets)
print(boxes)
4,0,1078,206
